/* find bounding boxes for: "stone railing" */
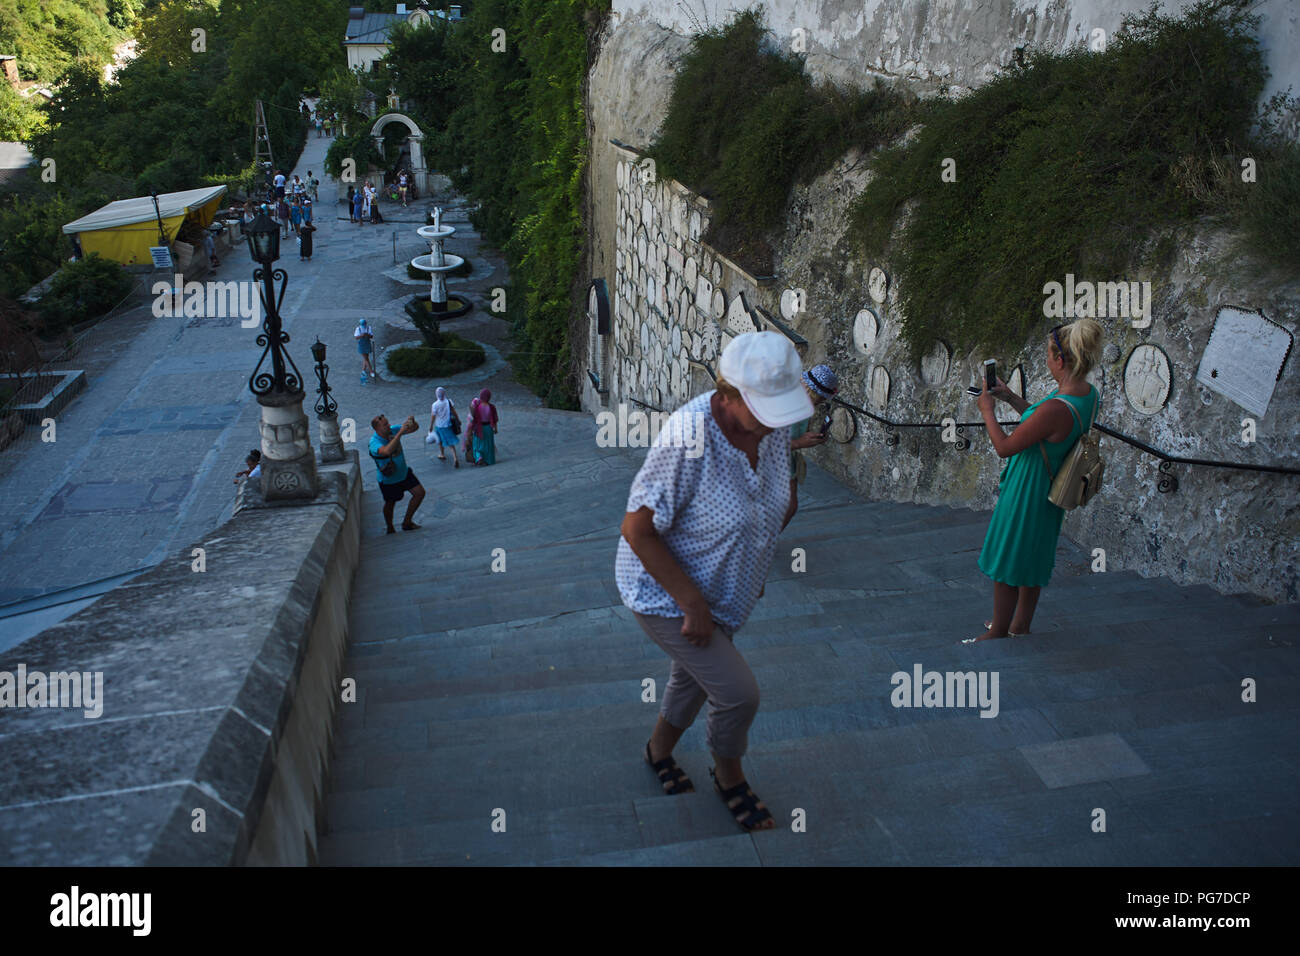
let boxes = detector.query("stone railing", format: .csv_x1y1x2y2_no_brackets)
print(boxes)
0,452,363,865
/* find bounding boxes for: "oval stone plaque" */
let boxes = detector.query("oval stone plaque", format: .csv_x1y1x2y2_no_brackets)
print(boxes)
919,341,950,386
827,406,856,443
853,308,878,354
1124,344,1172,415
780,288,804,322
869,267,888,304
870,366,891,412
1007,365,1025,398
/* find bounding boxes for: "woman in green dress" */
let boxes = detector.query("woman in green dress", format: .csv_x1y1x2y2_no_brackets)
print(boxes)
967,318,1103,643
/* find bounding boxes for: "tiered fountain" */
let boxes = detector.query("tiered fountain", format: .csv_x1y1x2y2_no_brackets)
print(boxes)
408,206,473,324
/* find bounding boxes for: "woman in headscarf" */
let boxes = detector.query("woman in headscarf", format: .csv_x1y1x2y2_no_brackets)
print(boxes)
463,397,481,464
470,388,499,465
429,386,460,467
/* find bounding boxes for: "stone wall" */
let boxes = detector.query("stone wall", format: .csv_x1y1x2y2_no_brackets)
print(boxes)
582,11,1300,603
0,453,363,864
609,0,1300,116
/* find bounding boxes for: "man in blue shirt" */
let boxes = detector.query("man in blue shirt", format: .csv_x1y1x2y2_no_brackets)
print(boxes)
369,413,426,532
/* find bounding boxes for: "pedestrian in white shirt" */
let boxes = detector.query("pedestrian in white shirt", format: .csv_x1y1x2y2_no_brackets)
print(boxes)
617,331,812,832
427,386,461,467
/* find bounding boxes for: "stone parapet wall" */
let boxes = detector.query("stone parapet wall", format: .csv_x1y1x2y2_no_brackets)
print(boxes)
0,452,363,864
584,16,1300,603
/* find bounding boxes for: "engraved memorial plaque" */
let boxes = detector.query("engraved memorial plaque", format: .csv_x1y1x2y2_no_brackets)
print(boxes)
1195,307,1293,417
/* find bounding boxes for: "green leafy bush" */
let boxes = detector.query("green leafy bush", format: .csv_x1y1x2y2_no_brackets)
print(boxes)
384,0,607,408
326,129,381,180
846,0,1275,356
650,10,914,273
386,334,486,378
34,253,134,337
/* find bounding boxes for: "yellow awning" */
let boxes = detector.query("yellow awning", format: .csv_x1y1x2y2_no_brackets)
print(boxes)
62,185,228,265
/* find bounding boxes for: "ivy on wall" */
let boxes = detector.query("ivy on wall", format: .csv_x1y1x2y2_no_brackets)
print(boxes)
649,10,914,276
648,1,1298,358
381,0,608,408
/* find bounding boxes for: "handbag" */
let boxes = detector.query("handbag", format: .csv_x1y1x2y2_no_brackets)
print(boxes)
1038,394,1104,510
449,401,461,436
369,449,397,477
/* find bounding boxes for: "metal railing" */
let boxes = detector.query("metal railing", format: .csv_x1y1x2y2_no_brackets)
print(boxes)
829,395,1300,493
627,395,664,413
628,358,1297,493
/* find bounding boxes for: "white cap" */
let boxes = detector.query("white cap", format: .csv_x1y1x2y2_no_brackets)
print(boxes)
718,331,814,428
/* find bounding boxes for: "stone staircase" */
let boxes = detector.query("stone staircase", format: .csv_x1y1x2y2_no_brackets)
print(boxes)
318,405,1300,865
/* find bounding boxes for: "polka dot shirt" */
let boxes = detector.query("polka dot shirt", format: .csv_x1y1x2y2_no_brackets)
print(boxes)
615,390,791,631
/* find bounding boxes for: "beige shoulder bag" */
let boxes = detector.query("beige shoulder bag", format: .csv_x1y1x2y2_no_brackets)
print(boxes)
1038,393,1104,510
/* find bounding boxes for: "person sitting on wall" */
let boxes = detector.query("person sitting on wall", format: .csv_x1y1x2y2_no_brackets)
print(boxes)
965,318,1103,643
234,449,261,484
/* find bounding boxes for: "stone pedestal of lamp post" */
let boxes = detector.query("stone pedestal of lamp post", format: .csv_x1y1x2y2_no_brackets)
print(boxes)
258,389,318,499
318,412,346,463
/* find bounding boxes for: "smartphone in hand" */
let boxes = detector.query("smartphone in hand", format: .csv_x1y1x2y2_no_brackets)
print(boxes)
966,385,983,397
984,359,997,391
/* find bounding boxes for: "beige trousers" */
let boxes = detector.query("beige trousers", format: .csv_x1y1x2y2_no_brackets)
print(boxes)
634,612,760,759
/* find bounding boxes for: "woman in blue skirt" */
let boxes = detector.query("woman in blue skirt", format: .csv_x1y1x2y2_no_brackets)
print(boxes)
429,386,460,467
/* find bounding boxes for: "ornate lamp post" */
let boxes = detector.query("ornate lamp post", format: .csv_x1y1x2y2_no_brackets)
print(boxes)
246,211,318,499
311,337,346,463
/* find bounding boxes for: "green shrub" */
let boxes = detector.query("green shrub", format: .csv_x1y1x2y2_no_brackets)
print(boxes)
326,130,381,180
386,334,486,378
34,253,134,337
1233,95,1300,272
650,10,914,273
846,0,1273,357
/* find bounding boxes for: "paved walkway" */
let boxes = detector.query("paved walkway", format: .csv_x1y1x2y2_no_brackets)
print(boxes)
319,406,1300,865
0,133,524,634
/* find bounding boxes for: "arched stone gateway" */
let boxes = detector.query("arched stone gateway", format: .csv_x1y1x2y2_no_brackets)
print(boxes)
370,112,428,195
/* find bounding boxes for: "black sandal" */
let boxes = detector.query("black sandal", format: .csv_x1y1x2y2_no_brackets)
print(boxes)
710,768,774,831
645,741,694,795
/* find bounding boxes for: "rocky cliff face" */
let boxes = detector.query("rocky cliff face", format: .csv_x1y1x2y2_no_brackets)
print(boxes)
583,4,1300,603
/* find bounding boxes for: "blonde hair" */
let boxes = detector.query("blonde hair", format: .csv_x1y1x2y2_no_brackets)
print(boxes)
1052,318,1104,379
714,375,743,400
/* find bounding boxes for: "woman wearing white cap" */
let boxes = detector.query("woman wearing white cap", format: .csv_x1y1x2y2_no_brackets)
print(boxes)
784,363,838,527
617,331,812,831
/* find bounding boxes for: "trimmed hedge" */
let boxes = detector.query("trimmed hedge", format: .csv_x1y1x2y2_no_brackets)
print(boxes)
386,334,486,378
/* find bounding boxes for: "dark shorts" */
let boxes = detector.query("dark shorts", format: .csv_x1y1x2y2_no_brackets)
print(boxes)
379,470,420,502
275,186,286,198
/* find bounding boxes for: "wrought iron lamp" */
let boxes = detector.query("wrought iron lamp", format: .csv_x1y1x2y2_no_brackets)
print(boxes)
244,211,317,498
311,337,337,417
245,211,302,397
